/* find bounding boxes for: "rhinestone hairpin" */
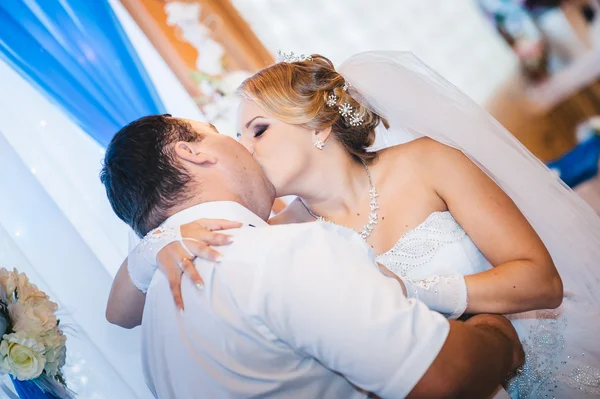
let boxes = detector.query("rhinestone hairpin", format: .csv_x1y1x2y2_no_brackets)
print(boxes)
326,93,338,107
349,113,364,127
276,50,313,63
326,89,364,127
339,103,354,117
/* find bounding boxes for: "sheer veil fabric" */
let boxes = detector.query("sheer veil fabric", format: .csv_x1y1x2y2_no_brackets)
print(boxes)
341,51,600,397
340,51,600,305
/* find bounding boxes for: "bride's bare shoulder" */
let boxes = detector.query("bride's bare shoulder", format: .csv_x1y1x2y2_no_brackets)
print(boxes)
377,136,445,167
268,197,312,226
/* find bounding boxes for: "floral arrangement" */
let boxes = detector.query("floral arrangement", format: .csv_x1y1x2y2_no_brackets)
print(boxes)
192,69,251,137
164,1,251,138
0,268,74,398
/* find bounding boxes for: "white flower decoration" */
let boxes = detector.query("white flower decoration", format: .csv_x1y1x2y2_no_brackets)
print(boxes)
42,328,67,377
0,332,46,380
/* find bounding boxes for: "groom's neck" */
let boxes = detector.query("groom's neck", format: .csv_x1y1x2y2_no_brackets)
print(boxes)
164,191,254,221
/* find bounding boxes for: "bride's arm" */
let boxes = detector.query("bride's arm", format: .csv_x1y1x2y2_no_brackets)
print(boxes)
106,258,146,328
106,201,309,329
106,220,240,328
423,139,563,314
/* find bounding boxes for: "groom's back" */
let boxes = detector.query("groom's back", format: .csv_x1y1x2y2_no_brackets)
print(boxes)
141,223,368,399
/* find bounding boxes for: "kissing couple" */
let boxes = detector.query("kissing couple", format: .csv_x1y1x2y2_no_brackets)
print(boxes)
101,51,600,398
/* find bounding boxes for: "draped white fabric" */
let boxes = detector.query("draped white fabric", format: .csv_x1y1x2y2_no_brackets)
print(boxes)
0,1,204,396
340,51,600,304
0,124,144,396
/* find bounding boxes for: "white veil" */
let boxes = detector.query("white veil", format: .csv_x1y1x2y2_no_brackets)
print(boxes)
339,51,600,304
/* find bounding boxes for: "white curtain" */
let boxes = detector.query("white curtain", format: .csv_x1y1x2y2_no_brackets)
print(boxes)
0,1,205,397
0,126,145,397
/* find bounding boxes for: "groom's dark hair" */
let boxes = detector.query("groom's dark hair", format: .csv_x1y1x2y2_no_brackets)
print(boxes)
100,114,202,237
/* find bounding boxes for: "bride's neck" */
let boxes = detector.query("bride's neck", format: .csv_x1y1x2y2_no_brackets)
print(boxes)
297,144,370,219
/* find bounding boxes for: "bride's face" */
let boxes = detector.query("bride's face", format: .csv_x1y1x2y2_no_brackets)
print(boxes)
236,99,315,197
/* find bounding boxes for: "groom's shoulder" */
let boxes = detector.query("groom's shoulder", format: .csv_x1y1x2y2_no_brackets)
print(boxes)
267,221,358,240
253,222,370,259
229,222,361,252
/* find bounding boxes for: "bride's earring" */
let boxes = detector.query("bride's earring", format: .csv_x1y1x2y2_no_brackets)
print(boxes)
314,138,325,150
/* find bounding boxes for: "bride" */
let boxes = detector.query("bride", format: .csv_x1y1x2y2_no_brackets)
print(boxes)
107,51,600,398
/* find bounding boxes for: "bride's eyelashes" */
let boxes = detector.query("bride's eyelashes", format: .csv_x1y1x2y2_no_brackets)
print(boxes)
253,124,268,138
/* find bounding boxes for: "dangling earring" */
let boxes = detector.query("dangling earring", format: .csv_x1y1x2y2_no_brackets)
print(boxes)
314,138,325,150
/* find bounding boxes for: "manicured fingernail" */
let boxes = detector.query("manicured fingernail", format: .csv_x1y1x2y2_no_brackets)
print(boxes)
215,254,224,262
196,282,204,290
225,236,233,244
179,309,184,315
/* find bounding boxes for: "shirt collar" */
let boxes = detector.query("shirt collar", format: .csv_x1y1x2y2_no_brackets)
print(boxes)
161,201,269,228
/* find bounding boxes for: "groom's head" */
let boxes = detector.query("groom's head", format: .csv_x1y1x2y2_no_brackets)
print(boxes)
101,115,275,236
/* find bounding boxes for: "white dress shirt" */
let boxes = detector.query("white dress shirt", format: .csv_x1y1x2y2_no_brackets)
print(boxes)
141,201,450,399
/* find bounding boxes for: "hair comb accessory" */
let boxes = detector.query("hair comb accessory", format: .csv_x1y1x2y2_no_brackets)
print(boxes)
349,113,364,127
333,101,364,127
276,50,313,63
339,103,354,117
275,51,363,127
326,93,338,107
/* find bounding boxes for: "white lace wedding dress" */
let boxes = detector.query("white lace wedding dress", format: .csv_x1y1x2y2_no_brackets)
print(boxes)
375,210,600,398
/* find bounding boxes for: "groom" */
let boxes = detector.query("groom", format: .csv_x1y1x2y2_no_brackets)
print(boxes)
101,115,523,398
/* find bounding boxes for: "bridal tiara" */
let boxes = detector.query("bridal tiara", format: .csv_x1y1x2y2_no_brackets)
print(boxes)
275,50,364,127
276,50,312,63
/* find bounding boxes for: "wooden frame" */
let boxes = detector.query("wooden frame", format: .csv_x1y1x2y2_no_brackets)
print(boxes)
119,0,274,98
118,0,286,214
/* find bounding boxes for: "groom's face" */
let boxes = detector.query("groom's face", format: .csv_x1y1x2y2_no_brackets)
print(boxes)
181,119,276,218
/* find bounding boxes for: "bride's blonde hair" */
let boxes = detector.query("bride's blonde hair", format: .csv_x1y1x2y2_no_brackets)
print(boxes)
236,54,388,163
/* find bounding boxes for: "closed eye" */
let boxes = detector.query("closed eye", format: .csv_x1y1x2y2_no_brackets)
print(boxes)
253,124,268,138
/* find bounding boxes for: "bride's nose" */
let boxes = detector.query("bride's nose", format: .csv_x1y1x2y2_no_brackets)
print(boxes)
240,137,255,155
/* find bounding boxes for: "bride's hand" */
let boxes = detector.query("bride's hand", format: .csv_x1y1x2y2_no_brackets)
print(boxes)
156,219,242,310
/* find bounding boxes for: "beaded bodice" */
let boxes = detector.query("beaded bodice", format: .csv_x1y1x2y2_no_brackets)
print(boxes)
375,211,493,280
375,211,600,398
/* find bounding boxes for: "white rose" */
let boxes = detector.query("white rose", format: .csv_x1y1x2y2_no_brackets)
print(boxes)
0,332,46,380
42,328,66,377
9,298,58,335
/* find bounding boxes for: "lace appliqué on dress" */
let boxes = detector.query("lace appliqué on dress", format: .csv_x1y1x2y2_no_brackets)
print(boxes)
565,366,600,396
407,276,441,290
505,309,600,398
134,227,178,263
506,311,567,398
375,212,465,277
128,227,180,293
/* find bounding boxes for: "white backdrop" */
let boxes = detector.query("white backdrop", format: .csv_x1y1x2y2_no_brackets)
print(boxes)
232,0,517,104
0,0,203,397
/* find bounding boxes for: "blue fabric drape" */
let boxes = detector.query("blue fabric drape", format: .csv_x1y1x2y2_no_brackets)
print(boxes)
0,0,165,147
548,134,600,188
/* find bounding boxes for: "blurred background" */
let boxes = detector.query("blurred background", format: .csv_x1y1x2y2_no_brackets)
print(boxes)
0,0,599,397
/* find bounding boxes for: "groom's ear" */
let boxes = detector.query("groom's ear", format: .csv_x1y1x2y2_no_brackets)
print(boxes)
174,141,218,166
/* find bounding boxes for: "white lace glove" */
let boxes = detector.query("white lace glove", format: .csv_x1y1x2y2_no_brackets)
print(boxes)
402,274,468,319
128,226,194,293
